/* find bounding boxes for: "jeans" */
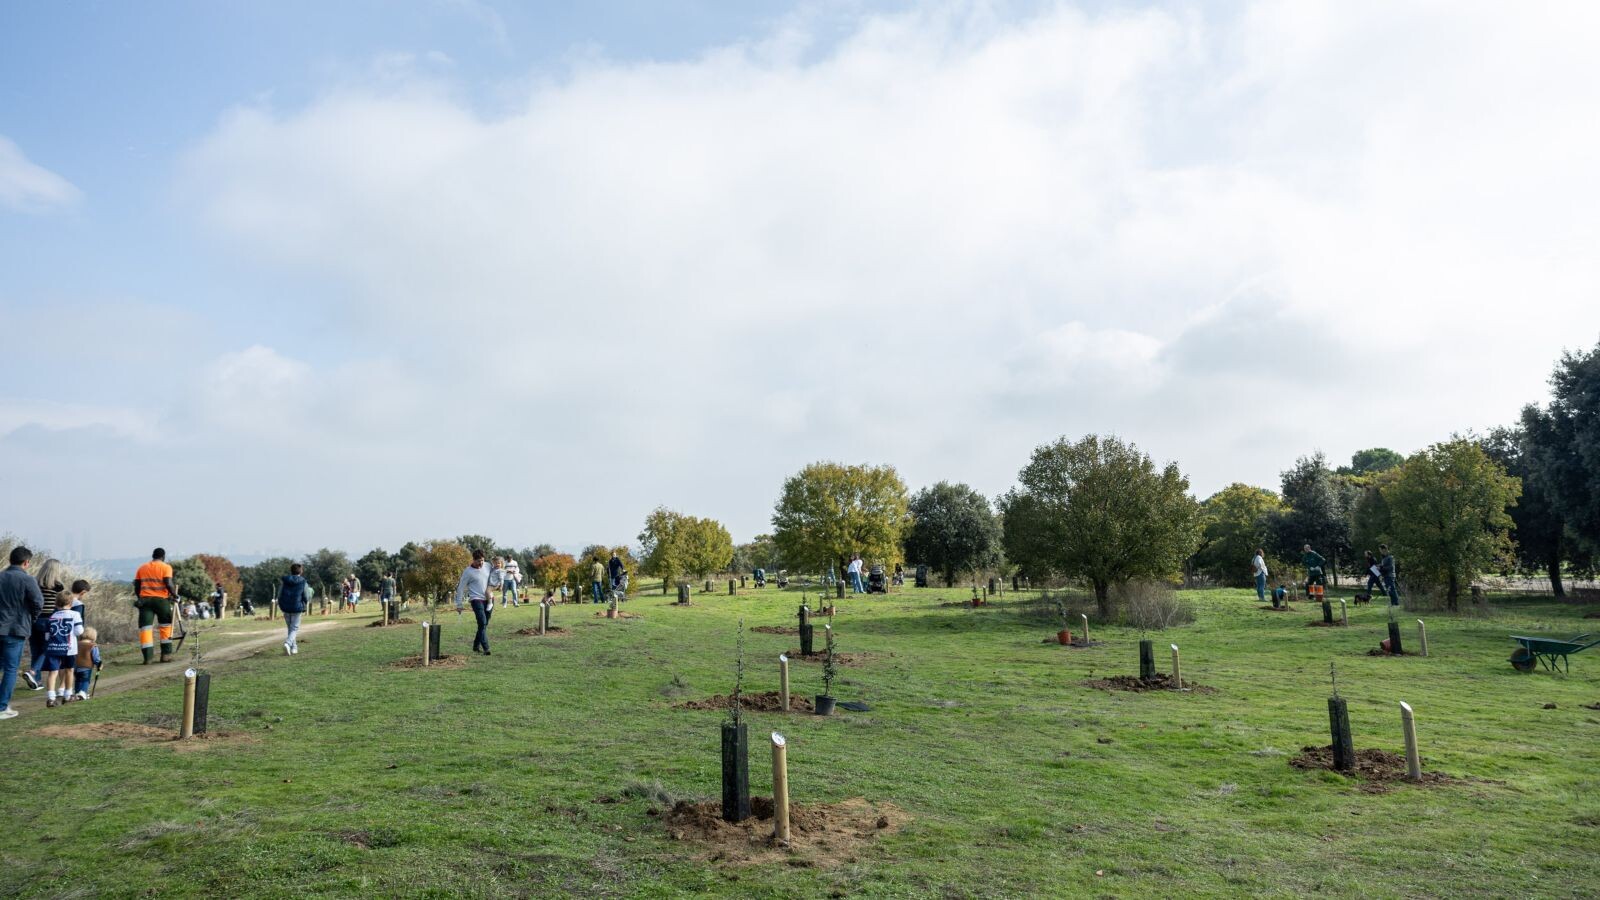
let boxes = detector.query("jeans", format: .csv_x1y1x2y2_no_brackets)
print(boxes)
502,582,517,605
850,571,865,594
471,601,490,651
1255,572,1267,602
0,634,25,710
73,668,92,695
591,582,602,603
284,613,303,650
1383,575,1400,606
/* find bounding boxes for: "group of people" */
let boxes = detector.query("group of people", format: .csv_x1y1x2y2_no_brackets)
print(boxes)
1250,543,1400,605
0,546,103,719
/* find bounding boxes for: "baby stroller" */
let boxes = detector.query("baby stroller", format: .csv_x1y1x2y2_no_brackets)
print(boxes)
776,570,790,588
753,568,767,588
867,565,888,594
891,564,905,587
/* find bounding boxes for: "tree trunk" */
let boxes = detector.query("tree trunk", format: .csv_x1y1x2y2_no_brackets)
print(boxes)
1094,579,1112,620
1547,546,1566,598
943,571,955,588
1446,572,1459,611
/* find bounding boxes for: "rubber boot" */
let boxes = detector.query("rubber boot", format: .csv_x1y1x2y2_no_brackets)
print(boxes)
159,643,173,663
141,646,153,664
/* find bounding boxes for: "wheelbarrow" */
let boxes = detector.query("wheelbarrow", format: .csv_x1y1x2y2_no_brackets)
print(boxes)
1508,633,1600,674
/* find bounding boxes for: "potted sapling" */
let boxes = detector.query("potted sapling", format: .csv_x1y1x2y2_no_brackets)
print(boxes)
1055,600,1073,645
815,625,838,716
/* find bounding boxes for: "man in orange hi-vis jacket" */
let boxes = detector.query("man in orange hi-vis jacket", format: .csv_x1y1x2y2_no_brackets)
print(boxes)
133,548,178,664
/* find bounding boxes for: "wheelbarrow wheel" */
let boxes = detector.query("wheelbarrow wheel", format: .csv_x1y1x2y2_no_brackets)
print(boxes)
1509,647,1536,673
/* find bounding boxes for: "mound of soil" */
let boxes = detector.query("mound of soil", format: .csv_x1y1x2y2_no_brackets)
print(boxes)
1366,648,1420,657
33,721,254,751
595,611,643,619
752,626,798,635
660,796,908,866
1083,674,1215,694
1289,745,1460,792
1257,605,1298,612
783,650,881,666
366,618,419,627
513,626,569,636
675,691,816,713
389,655,467,669
1306,620,1346,628
1040,638,1104,648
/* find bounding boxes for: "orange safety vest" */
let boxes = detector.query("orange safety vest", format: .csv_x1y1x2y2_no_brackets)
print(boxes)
135,560,174,598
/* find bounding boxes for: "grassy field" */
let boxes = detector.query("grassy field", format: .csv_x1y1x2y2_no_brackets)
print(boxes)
1,583,1597,898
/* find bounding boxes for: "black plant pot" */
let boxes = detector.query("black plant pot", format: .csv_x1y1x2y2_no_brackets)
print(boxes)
815,695,836,716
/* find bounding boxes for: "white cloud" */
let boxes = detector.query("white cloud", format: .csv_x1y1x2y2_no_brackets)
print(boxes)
112,0,1600,551
0,135,81,213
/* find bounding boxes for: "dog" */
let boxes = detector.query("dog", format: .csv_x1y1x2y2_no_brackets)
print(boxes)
1352,592,1372,605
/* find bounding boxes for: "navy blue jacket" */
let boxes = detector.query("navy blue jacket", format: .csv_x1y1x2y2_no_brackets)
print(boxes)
277,575,310,614
0,565,45,638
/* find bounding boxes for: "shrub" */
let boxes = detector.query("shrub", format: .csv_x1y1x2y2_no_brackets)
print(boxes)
1116,581,1195,630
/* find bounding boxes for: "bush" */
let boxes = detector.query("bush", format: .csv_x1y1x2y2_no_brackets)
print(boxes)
1116,581,1195,630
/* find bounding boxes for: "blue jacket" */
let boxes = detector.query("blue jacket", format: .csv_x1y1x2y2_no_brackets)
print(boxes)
0,565,45,639
277,575,310,614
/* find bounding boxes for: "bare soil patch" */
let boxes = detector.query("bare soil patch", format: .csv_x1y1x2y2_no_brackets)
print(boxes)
389,655,467,669
659,796,909,866
675,692,816,713
1257,605,1300,612
1083,674,1215,694
1040,637,1105,648
752,626,798,635
596,611,643,620
513,626,569,636
367,618,418,627
1365,648,1421,657
33,721,256,751
1306,620,1346,628
783,650,883,667
1289,745,1462,792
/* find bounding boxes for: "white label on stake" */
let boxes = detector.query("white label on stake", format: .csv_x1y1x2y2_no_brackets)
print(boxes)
771,732,786,747
185,668,197,679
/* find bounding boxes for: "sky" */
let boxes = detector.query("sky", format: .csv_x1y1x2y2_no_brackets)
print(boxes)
3,0,1599,563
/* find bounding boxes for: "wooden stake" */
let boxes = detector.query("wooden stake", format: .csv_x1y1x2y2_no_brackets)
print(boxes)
537,602,546,635
1417,619,1428,657
1139,639,1156,682
1328,696,1354,771
1399,701,1421,781
1170,644,1182,689
729,579,737,596
771,732,791,844
1339,599,1348,626
1081,614,1090,645
422,622,431,667
180,668,197,739
779,655,790,712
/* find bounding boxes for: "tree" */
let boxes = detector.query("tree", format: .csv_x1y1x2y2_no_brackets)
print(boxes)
455,534,498,558
354,548,393,595
1338,448,1405,476
301,548,352,600
1349,470,1401,561
192,553,242,606
730,534,782,574
1385,438,1520,610
1521,342,1600,558
530,553,576,592
771,462,909,574
902,482,1001,587
1277,453,1354,581
639,509,736,584
406,540,472,620
240,556,297,610
1482,426,1569,596
1190,484,1284,586
1000,435,1201,617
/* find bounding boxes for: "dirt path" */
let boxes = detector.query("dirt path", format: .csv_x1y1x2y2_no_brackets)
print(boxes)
9,619,360,708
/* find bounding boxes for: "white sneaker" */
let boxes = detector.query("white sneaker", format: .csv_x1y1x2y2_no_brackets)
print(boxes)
22,671,40,690
291,645,298,655
284,641,292,655
0,708,17,719
73,692,88,701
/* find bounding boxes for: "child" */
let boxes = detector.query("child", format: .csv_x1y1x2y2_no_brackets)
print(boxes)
43,597,85,708
73,626,100,701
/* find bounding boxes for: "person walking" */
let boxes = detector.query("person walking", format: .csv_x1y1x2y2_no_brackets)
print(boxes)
488,557,506,609
21,557,65,691
278,563,310,655
134,549,178,664
456,550,492,654
607,552,626,602
1251,549,1269,604
1378,544,1401,606
380,571,396,615
210,581,227,620
590,558,605,604
1301,544,1326,596
502,557,521,608
0,546,46,720
847,554,866,595
347,573,361,612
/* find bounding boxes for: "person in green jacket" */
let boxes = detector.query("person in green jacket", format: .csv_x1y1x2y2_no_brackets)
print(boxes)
1301,544,1327,594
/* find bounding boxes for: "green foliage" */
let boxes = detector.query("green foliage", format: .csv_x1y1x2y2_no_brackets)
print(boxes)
902,481,1001,587
239,557,297,608
1349,471,1399,560
301,548,352,598
1338,448,1404,476
1191,483,1285,586
191,553,242,605
1521,340,1600,558
730,534,782,574
1482,426,1568,593
1386,438,1520,609
530,553,576,592
1273,453,1354,569
1001,434,1200,617
455,534,498,558
771,462,909,573
354,548,392,595
170,556,214,604
407,540,472,619
567,545,639,596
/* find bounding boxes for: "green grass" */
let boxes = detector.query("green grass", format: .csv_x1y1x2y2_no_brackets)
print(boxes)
2,586,1597,898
